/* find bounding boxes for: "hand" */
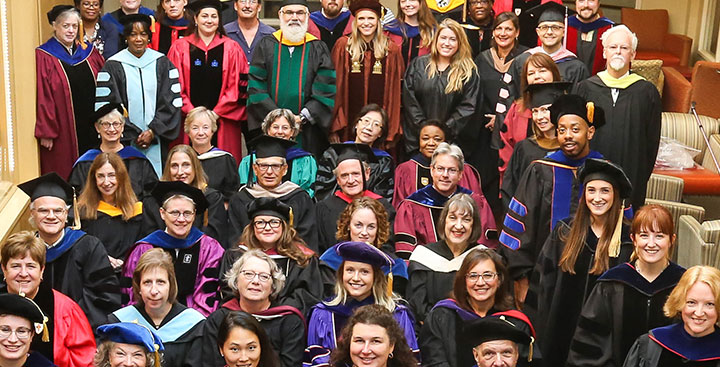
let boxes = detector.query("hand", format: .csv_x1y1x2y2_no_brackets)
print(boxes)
40,138,54,151
136,130,154,149
108,256,124,269
484,114,496,131
328,133,340,143
514,277,529,309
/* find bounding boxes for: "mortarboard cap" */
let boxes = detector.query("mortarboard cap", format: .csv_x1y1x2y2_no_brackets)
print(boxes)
527,81,572,109
280,0,309,7
349,0,383,17
525,2,573,24
0,293,49,342
188,0,224,13
549,94,605,128
47,5,75,25
18,173,74,205
119,13,153,31
335,241,394,268
97,323,164,367
151,181,208,216
463,316,533,350
577,158,633,200
330,143,379,164
249,135,296,159
246,197,293,226
92,103,127,124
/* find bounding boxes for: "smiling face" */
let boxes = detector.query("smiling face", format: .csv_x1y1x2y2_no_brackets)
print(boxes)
603,30,635,74
120,0,142,13
349,208,378,245
53,14,80,47
632,226,674,267
436,28,459,60
527,63,555,85
399,0,419,18
468,0,492,25
493,20,518,50
474,340,519,367
195,8,220,37
584,179,614,219
139,267,171,313
267,116,295,140
349,323,394,367
237,256,273,303
96,114,125,144
163,0,188,20
126,22,150,57
253,157,288,189
95,162,118,203
575,0,599,22
419,125,445,158
431,154,462,196
343,261,374,301
236,0,262,20
336,159,368,199
682,281,718,338
355,111,384,145
252,214,283,249
1,253,44,299
109,342,147,367
169,152,195,185
536,21,564,50
355,10,379,41
444,208,473,246
0,315,33,363
78,0,101,21
159,197,196,239
557,115,594,159
531,104,553,135
30,196,68,238
221,327,261,367
188,115,214,148
466,259,499,307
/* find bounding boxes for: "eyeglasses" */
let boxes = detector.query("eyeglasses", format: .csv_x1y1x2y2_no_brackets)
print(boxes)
466,272,498,283
253,219,282,229
239,0,259,4
281,9,307,17
33,207,67,217
255,163,285,172
537,25,563,33
240,270,272,282
164,210,195,219
81,1,101,8
0,326,33,340
357,117,383,129
432,165,460,176
99,121,124,130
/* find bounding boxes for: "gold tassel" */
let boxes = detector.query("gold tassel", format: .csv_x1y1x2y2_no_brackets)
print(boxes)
586,102,595,124
150,15,156,34
154,349,161,367
462,0,467,23
608,201,624,257
72,188,81,230
288,207,294,228
78,19,88,50
386,273,393,299
528,336,534,362
41,317,49,342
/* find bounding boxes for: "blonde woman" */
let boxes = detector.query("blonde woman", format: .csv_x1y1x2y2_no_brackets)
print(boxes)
330,0,405,145
401,18,478,155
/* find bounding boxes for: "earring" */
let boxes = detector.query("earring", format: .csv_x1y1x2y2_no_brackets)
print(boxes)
97,133,101,139
389,352,394,359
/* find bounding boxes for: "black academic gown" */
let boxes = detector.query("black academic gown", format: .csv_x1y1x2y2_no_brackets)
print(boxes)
108,303,204,367
575,75,662,210
142,186,229,248
523,219,633,367
567,262,686,367
68,147,159,201
624,324,720,367
500,138,554,209
202,301,306,367
227,183,318,251
43,228,121,330
197,148,241,202
510,51,590,92
81,208,146,259
23,352,57,367
402,55,480,154
314,146,395,201
464,22,493,59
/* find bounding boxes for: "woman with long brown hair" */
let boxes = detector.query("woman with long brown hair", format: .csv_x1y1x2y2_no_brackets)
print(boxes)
384,0,436,68
524,158,634,367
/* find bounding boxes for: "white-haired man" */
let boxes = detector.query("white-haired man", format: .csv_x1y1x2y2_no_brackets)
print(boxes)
575,24,661,211
247,0,336,157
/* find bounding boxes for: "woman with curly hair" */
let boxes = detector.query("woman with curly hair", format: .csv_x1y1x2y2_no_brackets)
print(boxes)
94,322,164,367
330,304,418,367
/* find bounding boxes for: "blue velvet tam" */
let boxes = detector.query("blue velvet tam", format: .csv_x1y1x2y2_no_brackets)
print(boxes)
336,241,394,268
97,322,165,354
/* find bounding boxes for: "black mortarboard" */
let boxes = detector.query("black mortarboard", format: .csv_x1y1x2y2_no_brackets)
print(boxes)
463,316,532,349
97,323,164,367
336,241,394,268
280,0,308,7
549,94,605,128
527,82,572,109
188,0,224,13
151,181,209,216
330,143,379,164
0,293,49,342
578,158,633,199
92,103,127,124
246,197,293,226
525,2,573,24
249,135,296,159
119,13,153,31
47,5,75,24
18,173,74,205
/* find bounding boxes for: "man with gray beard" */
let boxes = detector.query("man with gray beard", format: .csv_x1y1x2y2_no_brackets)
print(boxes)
575,25,661,211
247,0,336,157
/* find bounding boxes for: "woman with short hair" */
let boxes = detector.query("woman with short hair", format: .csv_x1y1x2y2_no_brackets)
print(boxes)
0,293,54,367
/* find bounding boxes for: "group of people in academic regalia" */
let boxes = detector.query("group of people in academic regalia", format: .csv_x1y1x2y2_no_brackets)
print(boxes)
20,0,719,366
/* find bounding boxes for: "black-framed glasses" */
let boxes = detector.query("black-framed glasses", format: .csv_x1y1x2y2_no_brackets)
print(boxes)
253,219,282,229
537,25,563,33
240,270,272,282
466,272,498,283
255,163,285,172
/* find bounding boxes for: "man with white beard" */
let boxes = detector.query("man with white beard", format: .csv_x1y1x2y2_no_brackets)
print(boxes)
566,0,614,75
575,25,661,211
247,0,336,157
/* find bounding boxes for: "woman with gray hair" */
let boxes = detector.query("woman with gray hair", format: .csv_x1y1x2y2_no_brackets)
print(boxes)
237,108,318,197
201,249,306,367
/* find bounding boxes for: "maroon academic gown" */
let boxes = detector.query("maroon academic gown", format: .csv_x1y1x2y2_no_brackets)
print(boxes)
35,40,104,179
167,34,248,161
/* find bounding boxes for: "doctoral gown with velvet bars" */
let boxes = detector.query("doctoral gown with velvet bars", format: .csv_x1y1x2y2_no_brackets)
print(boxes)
227,182,318,251
122,228,224,316
219,244,332,316
196,147,241,202
314,144,395,201
500,138,554,209
567,16,614,76
238,147,318,198
202,300,306,367
109,303,205,367
523,219,633,367
35,39,104,179
69,146,158,201
402,54,480,154
499,149,604,281
623,324,720,367
394,185,497,260
167,34,248,161
247,31,336,157
151,17,189,55
142,186,229,248
566,262,686,367
420,299,536,367
304,297,419,367
80,201,146,260
391,154,483,209
42,228,120,330
315,190,395,254
575,75,662,211
330,36,404,144
95,48,182,176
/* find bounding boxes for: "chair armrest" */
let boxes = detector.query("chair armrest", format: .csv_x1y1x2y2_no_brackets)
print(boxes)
664,34,693,67
676,214,708,267
700,134,720,173
661,66,691,113
646,173,685,201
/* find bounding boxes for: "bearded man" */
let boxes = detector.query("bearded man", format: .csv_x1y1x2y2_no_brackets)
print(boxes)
247,0,336,157
575,25,661,211
308,0,353,51
567,0,614,75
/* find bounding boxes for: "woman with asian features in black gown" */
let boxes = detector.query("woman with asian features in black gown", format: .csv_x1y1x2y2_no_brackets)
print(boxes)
567,204,686,367
76,152,145,270
69,103,158,201
524,159,634,367
185,106,241,202
623,265,720,367
108,249,204,367
402,18,479,156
